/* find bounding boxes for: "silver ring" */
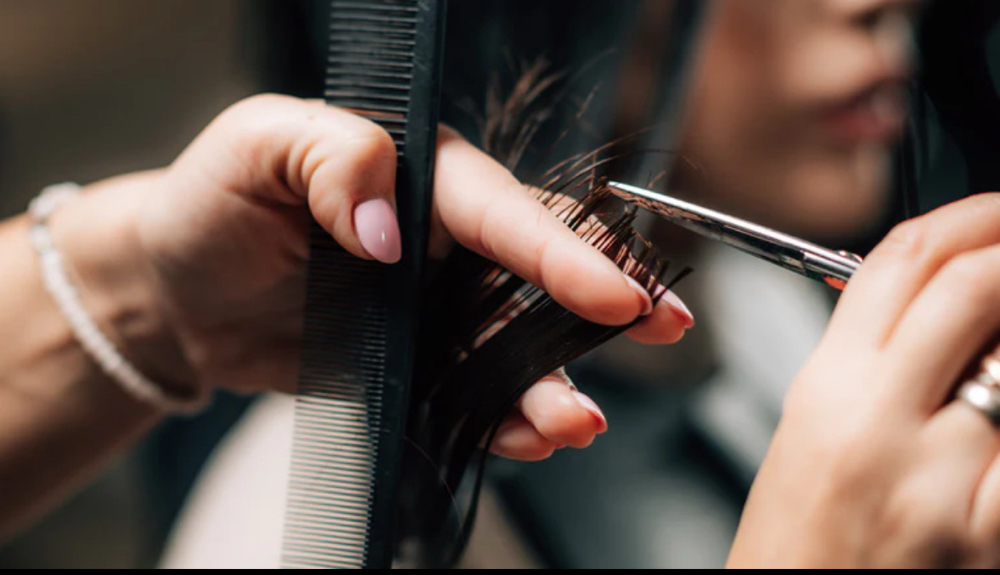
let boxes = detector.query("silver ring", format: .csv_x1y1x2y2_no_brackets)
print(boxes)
956,379,1000,427
980,356,1000,385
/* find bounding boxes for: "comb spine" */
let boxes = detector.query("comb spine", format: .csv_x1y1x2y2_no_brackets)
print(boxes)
282,0,446,569
365,0,447,567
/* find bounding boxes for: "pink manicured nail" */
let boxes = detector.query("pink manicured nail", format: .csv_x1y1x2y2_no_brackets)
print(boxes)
624,276,654,316
661,289,695,329
572,390,608,433
354,199,401,264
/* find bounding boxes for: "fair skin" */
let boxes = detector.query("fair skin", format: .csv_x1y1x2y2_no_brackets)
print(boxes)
729,194,1000,568
0,95,693,541
678,0,919,241
680,0,1000,568
4,0,1000,569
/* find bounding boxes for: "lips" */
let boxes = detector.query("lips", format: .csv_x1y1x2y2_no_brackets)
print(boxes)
820,81,908,144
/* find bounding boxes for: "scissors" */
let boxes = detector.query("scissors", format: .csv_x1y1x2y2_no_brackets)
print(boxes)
607,181,865,290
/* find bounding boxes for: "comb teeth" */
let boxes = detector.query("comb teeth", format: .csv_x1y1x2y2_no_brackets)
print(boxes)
282,0,429,569
325,0,420,145
282,237,389,570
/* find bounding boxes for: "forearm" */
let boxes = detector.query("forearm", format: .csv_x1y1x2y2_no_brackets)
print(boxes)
0,175,177,540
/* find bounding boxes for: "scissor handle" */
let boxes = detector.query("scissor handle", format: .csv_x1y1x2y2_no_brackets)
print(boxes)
802,249,864,291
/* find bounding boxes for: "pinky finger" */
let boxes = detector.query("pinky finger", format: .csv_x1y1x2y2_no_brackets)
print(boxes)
487,411,562,462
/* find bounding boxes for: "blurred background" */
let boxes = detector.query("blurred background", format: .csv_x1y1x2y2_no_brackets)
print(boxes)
1,0,999,569
0,1,267,568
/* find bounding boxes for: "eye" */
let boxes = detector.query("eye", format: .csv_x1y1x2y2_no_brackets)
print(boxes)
854,1,925,31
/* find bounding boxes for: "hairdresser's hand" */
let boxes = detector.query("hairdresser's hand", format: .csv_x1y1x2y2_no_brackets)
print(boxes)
55,95,694,461
728,193,1000,568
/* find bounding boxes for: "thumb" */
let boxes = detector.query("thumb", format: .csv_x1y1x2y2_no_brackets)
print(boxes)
171,94,401,264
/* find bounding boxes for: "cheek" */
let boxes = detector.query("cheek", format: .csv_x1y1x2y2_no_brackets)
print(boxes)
776,144,894,238
781,32,884,106
677,46,780,185
676,0,799,183
675,0,895,239
679,115,893,241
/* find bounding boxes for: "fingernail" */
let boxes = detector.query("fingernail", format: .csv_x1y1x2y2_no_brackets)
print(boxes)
572,390,608,433
624,276,654,316
354,198,402,264
551,367,578,391
662,289,695,329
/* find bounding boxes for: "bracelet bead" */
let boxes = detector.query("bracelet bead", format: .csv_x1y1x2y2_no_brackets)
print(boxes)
28,183,209,414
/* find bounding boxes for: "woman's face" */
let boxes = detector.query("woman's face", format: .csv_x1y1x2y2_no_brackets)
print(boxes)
678,0,924,241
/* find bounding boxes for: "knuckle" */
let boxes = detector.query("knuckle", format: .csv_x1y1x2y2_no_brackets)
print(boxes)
211,94,303,157
827,434,875,488
941,253,997,307
342,123,397,167
960,191,1000,211
819,416,887,496
878,219,932,262
436,122,463,141
878,492,909,539
921,532,970,568
189,94,306,185
530,416,562,442
476,200,505,262
882,482,971,567
223,93,298,123
480,182,537,256
312,120,396,200
969,533,1000,566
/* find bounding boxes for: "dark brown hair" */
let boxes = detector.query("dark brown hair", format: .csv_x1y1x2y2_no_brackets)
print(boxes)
394,59,690,568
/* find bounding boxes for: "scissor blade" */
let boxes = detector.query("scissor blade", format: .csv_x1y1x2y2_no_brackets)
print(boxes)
606,181,863,289
608,181,806,265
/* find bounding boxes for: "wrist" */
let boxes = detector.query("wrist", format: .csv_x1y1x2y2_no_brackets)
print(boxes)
46,173,201,403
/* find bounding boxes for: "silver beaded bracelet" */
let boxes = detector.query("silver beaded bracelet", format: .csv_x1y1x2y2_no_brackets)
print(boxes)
28,183,209,414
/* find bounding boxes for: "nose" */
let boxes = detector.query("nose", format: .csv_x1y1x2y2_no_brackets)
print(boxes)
828,0,923,20
832,0,923,79
872,6,917,78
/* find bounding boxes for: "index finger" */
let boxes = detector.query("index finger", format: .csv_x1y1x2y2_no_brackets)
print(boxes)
432,127,653,327
826,193,1000,350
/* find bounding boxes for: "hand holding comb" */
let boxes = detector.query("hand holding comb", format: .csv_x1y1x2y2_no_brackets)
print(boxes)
282,0,446,569
283,1,700,569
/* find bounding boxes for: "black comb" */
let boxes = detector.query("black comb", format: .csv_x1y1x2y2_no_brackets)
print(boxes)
281,0,446,569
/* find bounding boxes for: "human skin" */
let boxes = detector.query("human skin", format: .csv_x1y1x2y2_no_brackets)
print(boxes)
0,95,694,541
728,193,1000,568
671,0,1000,568
678,0,922,241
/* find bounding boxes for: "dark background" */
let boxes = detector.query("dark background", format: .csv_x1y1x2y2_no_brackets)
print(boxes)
0,0,998,568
